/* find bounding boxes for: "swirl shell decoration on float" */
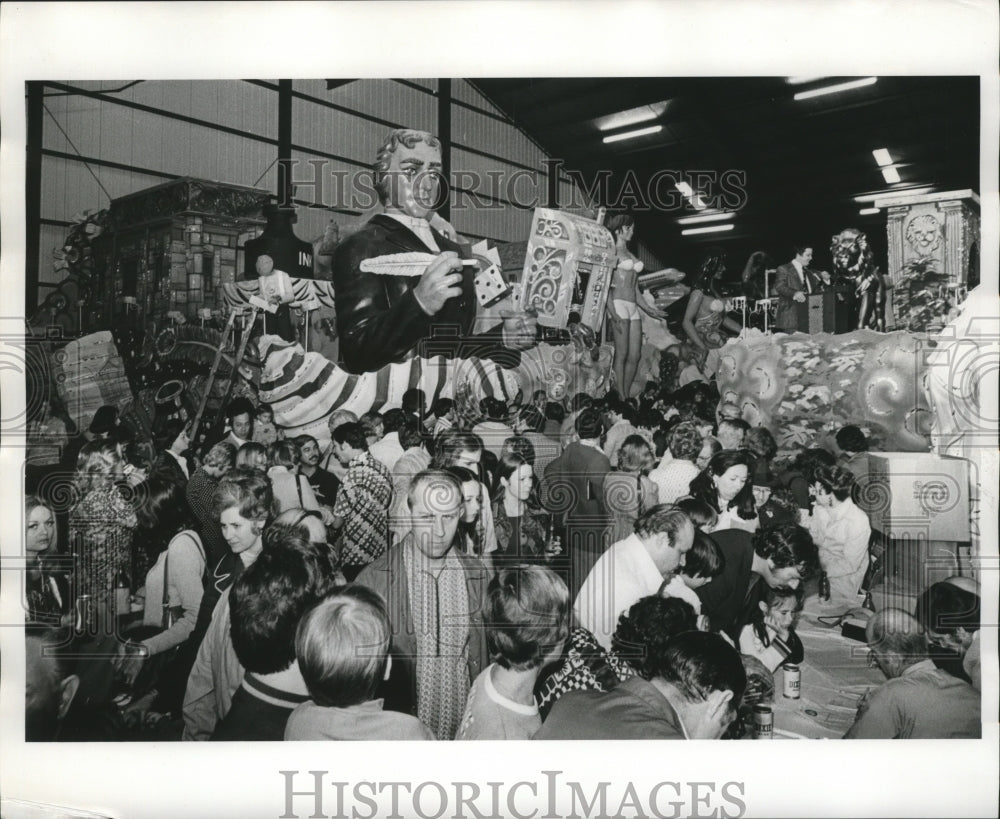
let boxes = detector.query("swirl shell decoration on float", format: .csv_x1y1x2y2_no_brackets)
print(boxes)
714,328,933,452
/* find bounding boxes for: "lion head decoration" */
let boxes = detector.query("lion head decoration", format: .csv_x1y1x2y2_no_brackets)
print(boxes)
904,213,943,258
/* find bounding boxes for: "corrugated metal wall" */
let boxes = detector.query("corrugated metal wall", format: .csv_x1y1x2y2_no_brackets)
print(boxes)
32,78,608,302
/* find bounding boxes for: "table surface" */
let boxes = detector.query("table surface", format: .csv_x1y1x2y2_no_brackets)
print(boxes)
767,596,885,739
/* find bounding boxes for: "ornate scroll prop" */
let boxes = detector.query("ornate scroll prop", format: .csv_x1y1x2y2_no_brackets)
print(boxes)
518,208,615,332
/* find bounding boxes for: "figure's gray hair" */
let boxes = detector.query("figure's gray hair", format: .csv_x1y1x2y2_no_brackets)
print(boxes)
373,129,441,204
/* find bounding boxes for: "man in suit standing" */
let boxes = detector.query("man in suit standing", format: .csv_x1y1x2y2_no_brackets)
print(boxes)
541,407,612,600
774,245,824,333
331,128,538,374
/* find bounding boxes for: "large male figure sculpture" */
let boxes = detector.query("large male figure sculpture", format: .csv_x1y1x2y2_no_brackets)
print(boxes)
332,129,537,374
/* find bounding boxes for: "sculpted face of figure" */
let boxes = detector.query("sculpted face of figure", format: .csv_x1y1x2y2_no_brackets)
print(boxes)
386,140,442,220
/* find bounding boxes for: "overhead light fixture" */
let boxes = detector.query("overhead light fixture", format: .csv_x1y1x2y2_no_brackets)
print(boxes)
603,125,663,144
786,76,828,85
681,224,735,236
859,207,881,215
872,148,893,167
677,212,735,225
674,181,693,196
597,101,669,132
881,167,901,184
794,76,877,101
854,186,933,202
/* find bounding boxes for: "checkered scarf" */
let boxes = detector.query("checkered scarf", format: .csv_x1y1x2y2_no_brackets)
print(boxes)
404,543,471,740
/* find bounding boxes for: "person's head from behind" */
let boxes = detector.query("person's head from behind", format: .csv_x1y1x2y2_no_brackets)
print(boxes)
791,446,836,482
202,441,236,478
332,422,369,466
500,435,535,468
135,472,194,536
402,387,426,419
716,418,750,451
230,529,337,675
235,442,268,472
914,579,980,656
25,625,80,741
514,405,545,435
751,522,819,590
380,408,408,437
574,407,604,442
479,396,508,422
407,470,463,559
327,409,359,437
487,566,570,672
612,596,697,678
270,508,328,550
744,426,777,463
618,434,655,475
758,584,803,634
696,436,722,471
296,586,392,708
668,422,704,464
398,421,424,452
649,630,747,739
359,412,383,445
226,396,255,441
268,439,301,472
431,430,483,472
545,402,565,424
74,439,125,494
866,608,927,679
213,468,275,558
810,463,855,506
634,505,696,578
25,495,57,556
835,424,868,455
679,531,725,589
152,416,190,455
672,496,719,534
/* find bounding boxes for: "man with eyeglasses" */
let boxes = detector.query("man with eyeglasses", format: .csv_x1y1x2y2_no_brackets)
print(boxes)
331,128,538,374
845,608,980,739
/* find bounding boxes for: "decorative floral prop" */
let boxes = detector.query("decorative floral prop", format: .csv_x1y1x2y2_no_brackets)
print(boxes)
892,256,953,332
716,328,934,452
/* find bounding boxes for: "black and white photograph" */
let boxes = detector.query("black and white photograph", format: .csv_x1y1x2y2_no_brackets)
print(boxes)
1,2,997,818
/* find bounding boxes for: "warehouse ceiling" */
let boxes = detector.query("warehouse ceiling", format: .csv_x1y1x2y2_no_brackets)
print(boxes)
469,76,980,275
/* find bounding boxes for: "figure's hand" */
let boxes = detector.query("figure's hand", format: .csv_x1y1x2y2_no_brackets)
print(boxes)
793,291,807,303
413,251,464,315
500,307,539,350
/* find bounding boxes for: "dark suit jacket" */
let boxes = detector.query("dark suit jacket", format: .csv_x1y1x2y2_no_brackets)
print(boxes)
696,528,758,642
331,213,519,373
774,262,822,332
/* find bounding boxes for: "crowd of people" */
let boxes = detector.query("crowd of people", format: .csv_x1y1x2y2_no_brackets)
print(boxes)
24,372,982,742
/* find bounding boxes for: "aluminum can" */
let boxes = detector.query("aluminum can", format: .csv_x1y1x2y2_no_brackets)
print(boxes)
783,664,801,699
752,704,773,739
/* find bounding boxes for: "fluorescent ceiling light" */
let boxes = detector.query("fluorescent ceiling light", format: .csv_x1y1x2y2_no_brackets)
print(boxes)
674,181,693,196
859,207,881,215
596,101,669,132
603,125,662,144
854,186,933,202
872,148,893,167
677,212,735,225
786,76,828,85
881,167,901,184
681,224,735,236
794,77,877,100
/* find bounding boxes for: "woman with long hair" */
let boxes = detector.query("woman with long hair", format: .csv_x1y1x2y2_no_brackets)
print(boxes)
444,465,485,558
604,213,668,398
491,452,560,567
68,439,138,632
602,434,660,542
682,248,742,373
116,474,206,714
24,495,70,625
688,449,758,533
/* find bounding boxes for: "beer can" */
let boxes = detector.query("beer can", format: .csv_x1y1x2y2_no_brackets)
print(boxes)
783,664,801,699
752,704,773,739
